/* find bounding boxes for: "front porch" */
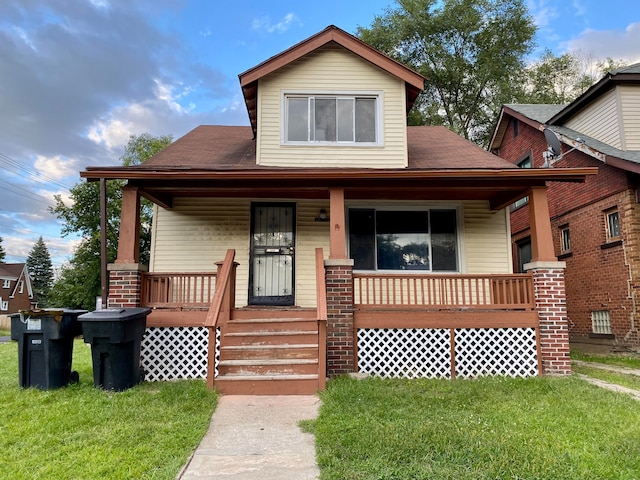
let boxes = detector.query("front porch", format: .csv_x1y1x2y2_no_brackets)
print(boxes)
107,244,567,394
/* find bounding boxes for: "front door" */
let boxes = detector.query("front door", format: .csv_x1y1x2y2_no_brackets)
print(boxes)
249,203,295,305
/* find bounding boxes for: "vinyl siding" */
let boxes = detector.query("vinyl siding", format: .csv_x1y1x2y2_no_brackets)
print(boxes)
149,199,511,308
462,202,512,274
565,88,622,149
150,198,330,308
257,44,408,168
620,85,640,150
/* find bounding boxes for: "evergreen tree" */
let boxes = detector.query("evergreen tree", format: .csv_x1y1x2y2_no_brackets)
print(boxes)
26,236,54,307
0,236,5,262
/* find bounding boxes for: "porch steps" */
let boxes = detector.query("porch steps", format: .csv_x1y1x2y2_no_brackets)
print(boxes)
215,316,322,395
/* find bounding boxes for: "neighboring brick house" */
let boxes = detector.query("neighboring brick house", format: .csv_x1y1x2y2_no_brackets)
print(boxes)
490,63,640,346
0,263,36,314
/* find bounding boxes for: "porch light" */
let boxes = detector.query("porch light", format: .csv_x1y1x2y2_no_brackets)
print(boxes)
315,209,329,222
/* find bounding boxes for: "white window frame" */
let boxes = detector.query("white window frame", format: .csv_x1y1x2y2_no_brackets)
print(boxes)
512,154,532,209
2,279,9,289
346,203,464,273
560,226,571,253
605,208,620,242
19,281,24,294
0,299,7,311
281,90,383,146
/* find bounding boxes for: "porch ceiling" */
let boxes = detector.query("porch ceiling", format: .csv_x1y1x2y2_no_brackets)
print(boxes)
82,167,597,211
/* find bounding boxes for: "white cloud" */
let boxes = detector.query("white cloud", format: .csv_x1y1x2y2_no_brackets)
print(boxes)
252,13,300,34
34,155,79,181
572,0,587,16
526,0,558,29
562,22,640,63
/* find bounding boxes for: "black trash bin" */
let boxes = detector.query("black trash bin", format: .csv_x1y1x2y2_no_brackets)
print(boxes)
10,309,87,389
78,308,150,391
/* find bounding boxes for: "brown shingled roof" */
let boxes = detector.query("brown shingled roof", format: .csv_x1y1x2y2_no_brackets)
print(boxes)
138,125,516,171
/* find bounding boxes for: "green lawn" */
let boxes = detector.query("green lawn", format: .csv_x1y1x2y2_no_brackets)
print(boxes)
571,347,640,370
0,339,217,479
309,375,640,480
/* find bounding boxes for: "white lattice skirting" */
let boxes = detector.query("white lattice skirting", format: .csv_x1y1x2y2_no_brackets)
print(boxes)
140,327,220,382
357,327,538,379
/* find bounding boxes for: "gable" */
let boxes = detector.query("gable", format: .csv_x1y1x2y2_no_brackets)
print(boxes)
256,44,408,168
565,88,622,149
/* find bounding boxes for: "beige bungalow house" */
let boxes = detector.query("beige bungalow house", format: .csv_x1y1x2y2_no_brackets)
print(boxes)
81,26,595,394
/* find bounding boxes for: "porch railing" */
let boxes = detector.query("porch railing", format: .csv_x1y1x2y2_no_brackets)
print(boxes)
141,272,217,309
315,248,327,390
205,249,237,390
354,273,535,310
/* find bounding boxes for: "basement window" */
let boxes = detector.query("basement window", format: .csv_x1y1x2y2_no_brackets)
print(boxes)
591,310,612,335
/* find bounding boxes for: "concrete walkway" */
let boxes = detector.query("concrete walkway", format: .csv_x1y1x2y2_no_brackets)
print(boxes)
177,395,321,480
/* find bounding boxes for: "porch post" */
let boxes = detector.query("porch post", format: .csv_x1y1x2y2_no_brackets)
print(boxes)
324,259,355,376
528,186,556,262
329,187,347,259
108,186,145,308
526,186,571,375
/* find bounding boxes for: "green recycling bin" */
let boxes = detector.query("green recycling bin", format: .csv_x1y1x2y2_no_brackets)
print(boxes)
78,308,150,391
10,309,86,389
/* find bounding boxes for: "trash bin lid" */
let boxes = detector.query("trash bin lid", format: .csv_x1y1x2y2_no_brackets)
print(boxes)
78,307,151,322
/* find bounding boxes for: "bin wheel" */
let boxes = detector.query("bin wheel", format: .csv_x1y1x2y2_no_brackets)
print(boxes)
69,371,80,384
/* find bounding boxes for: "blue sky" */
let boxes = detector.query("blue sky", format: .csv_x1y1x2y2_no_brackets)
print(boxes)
1,0,640,270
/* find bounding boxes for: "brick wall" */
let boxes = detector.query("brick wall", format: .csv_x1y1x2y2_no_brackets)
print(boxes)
324,260,355,376
531,265,571,375
107,266,144,308
500,114,640,345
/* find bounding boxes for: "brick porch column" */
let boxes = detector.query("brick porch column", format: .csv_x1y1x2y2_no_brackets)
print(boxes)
107,263,147,308
325,259,355,376
526,261,571,375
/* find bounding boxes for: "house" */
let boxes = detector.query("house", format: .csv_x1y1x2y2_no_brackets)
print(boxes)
490,63,640,347
81,26,595,394
0,263,36,314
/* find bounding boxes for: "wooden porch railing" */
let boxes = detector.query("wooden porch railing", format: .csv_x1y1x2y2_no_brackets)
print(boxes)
141,272,217,309
315,248,327,391
205,249,237,390
354,273,535,310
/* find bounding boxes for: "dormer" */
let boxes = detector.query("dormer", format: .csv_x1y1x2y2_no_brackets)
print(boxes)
238,25,425,168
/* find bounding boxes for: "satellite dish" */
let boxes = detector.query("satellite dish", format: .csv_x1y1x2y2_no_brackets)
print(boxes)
543,128,562,157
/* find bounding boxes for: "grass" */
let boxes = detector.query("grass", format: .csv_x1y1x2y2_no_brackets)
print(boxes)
0,328,10,336
311,375,640,480
0,339,217,479
573,364,640,391
571,347,640,370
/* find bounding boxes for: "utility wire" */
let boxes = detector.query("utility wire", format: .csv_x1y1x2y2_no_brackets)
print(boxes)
0,152,74,191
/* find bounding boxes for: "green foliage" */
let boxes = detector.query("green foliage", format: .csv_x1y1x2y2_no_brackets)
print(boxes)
49,133,172,310
358,0,536,146
26,237,54,307
0,340,217,479
0,236,6,262
313,376,640,479
521,50,628,104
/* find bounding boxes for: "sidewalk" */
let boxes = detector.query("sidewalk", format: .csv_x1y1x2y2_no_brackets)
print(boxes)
177,395,321,480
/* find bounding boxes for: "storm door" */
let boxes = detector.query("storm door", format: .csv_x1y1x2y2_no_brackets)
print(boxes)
249,203,295,305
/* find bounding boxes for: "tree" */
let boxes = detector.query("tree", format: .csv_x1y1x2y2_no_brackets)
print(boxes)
49,133,172,310
26,236,54,307
0,236,5,262
358,0,536,146
521,50,628,104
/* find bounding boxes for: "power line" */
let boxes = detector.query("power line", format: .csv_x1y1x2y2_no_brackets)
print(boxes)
0,178,57,208
0,151,75,191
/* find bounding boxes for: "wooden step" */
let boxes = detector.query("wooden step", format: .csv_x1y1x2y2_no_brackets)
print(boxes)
218,359,319,376
220,344,319,361
223,330,318,346
214,374,320,395
225,317,318,333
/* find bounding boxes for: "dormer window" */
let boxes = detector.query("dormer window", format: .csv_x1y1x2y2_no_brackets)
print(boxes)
283,93,380,145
